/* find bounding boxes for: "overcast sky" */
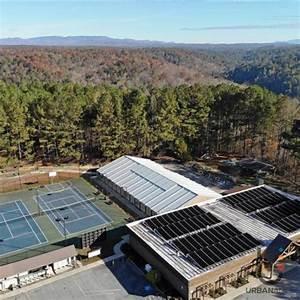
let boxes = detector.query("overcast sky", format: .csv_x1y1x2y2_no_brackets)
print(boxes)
0,0,299,43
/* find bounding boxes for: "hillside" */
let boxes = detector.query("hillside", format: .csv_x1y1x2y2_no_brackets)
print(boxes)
0,47,228,87
227,47,300,97
0,45,299,96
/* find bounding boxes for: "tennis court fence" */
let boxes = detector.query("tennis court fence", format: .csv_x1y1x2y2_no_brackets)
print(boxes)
0,170,81,193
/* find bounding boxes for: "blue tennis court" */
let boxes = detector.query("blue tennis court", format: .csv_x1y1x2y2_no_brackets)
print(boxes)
0,201,47,257
37,186,111,236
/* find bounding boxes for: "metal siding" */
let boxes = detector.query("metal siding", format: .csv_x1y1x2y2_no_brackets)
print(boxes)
132,164,175,190
134,186,161,201
97,156,219,214
98,156,124,172
153,189,194,212
142,189,166,204
147,186,183,207
159,192,196,213
113,171,137,186
133,182,158,198
100,156,131,175
128,180,155,195
106,160,133,179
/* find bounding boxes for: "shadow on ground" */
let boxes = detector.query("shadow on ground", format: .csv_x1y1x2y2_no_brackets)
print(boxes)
105,258,157,297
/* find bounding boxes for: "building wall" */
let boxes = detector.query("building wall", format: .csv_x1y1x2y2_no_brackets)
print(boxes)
129,233,189,299
53,258,70,270
188,251,258,299
0,256,76,291
1,276,18,290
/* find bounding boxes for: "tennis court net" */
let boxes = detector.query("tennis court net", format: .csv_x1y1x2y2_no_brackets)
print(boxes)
0,197,97,227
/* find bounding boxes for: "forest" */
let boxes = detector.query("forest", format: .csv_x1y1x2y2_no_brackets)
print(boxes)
0,81,298,181
0,46,299,97
227,47,300,98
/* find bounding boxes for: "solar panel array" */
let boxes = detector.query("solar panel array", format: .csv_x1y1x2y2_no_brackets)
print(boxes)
172,223,260,269
144,205,261,270
220,187,285,213
144,206,221,240
220,187,300,233
255,201,300,233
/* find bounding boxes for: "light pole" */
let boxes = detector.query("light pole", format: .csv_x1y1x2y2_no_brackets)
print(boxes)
17,163,22,190
36,188,41,216
55,215,69,244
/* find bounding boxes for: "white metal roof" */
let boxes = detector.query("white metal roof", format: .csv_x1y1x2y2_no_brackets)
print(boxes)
97,156,221,214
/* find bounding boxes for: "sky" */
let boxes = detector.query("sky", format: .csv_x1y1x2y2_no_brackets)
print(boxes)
0,0,299,43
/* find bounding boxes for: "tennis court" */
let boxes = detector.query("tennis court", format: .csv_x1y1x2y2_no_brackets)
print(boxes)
36,185,111,236
0,200,47,257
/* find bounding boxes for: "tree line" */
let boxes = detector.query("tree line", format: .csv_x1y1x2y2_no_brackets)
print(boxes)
0,81,298,180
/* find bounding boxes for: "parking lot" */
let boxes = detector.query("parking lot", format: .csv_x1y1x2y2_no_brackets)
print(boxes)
4,260,157,300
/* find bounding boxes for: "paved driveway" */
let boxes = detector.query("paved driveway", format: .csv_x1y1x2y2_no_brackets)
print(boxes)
5,260,157,300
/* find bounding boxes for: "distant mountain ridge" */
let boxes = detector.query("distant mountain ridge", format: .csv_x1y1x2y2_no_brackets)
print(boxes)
0,35,299,48
284,39,300,44
0,43,299,97
0,36,174,47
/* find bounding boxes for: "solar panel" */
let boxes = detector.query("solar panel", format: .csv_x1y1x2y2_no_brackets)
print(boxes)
252,199,300,233
144,205,222,240
171,222,260,270
263,234,292,264
220,186,300,233
185,234,259,268
221,187,286,213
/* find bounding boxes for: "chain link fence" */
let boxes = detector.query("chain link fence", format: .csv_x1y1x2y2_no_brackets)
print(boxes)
0,167,85,193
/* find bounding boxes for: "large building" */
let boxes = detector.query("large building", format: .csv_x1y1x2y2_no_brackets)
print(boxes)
127,185,300,299
97,156,221,217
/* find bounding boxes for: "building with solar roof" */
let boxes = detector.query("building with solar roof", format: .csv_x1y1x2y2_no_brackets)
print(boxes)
215,185,300,241
97,156,221,217
127,185,300,299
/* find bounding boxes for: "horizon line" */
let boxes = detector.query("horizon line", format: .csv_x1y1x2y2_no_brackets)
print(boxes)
0,35,299,45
